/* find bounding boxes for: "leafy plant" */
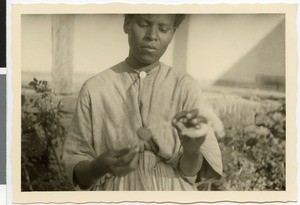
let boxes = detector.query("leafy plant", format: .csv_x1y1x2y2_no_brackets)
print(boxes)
21,78,74,191
211,99,286,191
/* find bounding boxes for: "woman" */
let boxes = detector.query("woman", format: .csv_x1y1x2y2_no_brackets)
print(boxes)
63,14,223,191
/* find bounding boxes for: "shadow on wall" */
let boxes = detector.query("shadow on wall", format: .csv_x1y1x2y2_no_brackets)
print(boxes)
214,19,285,92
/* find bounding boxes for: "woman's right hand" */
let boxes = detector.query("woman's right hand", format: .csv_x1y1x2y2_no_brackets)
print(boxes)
98,146,140,177
74,146,140,189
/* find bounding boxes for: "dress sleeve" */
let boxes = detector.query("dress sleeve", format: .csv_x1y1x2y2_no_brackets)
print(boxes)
181,76,223,182
62,84,97,188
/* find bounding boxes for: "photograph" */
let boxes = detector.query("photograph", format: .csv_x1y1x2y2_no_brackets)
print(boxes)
11,3,297,204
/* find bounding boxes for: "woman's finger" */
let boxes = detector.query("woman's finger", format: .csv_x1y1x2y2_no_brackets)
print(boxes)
185,109,199,120
186,115,208,126
109,151,139,176
172,110,189,124
118,146,139,165
111,148,130,158
172,120,186,134
112,166,129,177
181,123,209,139
128,152,139,170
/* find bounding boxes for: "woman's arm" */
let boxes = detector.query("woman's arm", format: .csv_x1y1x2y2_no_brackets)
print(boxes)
173,109,208,177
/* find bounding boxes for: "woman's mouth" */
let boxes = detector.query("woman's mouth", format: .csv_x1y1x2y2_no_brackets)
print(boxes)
141,46,158,53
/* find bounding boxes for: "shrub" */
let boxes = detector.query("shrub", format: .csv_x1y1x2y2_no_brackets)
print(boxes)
21,78,74,191
213,99,285,191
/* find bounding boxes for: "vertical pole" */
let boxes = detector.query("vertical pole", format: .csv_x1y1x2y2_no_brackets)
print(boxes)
51,15,74,94
173,15,189,73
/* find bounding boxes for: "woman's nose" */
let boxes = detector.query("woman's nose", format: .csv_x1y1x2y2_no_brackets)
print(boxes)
146,26,158,41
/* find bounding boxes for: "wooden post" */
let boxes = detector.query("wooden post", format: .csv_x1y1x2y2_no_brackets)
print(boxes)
51,15,74,94
173,15,189,73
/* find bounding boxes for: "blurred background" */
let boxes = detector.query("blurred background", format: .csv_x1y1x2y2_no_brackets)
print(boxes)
21,14,286,191
22,14,285,92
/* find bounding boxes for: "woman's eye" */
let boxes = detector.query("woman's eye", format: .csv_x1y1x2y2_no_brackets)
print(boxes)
159,27,170,33
138,22,149,28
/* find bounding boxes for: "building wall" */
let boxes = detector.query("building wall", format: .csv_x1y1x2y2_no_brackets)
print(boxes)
215,20,285,90
22,15,52,73
186,14,285,86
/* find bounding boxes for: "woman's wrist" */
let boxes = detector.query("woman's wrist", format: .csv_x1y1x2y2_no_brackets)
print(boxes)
73,160,96,188
183,148,201,157
179,151,203,177
89,154,111,178
74,154,111,188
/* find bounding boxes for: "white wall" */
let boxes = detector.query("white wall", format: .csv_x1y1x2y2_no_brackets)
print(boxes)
21,15,52,73
186,14,285,84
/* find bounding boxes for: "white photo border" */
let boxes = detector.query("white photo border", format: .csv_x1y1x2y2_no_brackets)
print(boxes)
10,3,298,204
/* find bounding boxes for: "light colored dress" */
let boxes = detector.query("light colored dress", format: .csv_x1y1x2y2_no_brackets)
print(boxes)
63,61,223,191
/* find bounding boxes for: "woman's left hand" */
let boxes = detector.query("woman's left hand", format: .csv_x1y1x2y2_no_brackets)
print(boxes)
172,109,208,155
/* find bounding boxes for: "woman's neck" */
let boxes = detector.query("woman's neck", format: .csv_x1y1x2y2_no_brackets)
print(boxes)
125,57,159,72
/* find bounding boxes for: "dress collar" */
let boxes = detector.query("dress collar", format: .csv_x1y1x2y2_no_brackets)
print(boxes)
123,58,160,76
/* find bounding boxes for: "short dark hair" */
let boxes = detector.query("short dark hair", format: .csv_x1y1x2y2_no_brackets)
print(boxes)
124,14,186,28
173,14,186,28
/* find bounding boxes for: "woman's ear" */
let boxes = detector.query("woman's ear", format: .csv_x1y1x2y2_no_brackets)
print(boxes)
123,18,130,34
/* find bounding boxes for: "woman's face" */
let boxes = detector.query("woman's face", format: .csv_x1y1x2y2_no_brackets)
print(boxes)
124,14,176,69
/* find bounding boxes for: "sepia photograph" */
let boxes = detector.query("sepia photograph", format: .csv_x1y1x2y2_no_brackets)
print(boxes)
11,3,297,204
